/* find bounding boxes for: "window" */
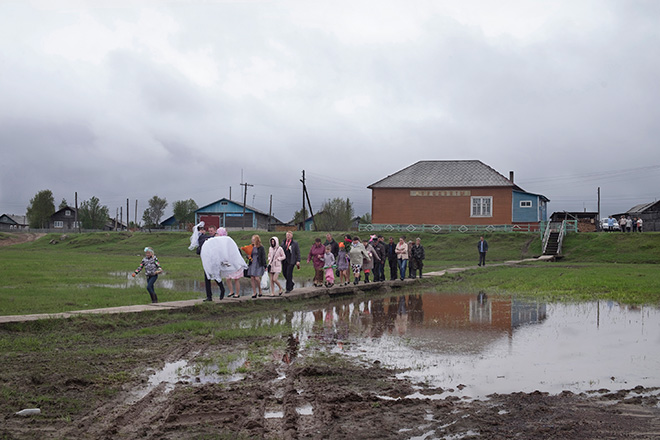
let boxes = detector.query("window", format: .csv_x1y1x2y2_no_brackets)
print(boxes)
471,197,492,217
221,202,228,206
520,200,532,208
54,221,63,228
65,210,71,216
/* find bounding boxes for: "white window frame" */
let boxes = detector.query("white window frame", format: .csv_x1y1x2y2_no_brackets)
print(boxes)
520,200,532,208
54,221,64,228
471,196,492,218
65,210,71,216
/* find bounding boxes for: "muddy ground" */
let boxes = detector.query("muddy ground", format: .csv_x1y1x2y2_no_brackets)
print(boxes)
2,314,659,440
0,233,45,247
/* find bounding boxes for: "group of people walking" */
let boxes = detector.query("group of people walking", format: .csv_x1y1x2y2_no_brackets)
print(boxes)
605,215,643,232
131,229,498,304
328,234,426,285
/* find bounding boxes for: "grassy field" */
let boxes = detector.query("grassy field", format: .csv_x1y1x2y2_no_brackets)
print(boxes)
0,230,659,315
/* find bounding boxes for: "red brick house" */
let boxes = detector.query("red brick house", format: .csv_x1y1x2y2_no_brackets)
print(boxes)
368,160,548,226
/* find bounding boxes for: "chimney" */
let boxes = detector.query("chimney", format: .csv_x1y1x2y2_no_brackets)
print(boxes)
509,171,514,183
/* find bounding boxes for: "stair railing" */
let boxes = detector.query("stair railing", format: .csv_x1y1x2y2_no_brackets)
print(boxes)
542,222,552,254
556,221,567,255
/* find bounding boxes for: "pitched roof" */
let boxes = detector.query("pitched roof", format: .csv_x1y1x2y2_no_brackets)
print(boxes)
368,160,516,189
627,201,660,213
0,214,28,225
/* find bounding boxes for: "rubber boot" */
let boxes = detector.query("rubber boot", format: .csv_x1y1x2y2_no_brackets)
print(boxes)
218,281,225,300
150,292,158,304
364,273,370,283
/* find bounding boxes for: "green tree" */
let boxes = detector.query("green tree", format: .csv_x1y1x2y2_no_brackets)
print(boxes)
79,196,109,229
26,189,55,229
316,197,354,231
142,195,168,228
172,199,198,228
359,212,372,224
58,198,68,210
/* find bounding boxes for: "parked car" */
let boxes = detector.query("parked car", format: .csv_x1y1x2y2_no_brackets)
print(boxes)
601,218,621,231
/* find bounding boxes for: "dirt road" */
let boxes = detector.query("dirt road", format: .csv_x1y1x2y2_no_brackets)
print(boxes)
0,232,45,247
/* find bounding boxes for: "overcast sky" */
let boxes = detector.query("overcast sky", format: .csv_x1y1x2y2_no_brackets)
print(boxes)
2,0,660,224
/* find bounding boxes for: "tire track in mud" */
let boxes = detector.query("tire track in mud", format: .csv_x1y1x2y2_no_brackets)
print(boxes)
61,344,207,439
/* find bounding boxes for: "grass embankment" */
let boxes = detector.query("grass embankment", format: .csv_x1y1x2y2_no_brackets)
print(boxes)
437,232,660,305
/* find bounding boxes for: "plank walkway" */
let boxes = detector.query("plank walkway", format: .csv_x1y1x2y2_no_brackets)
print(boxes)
0,256,553,324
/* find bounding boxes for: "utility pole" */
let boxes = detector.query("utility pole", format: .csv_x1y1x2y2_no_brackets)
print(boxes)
134,200,138,228
300,170,317,231
120,207,123,231
300,171,306,230
240,181,254,230
126,198,130,231
268,194,273,232
75,192,80,233
597,187,601,230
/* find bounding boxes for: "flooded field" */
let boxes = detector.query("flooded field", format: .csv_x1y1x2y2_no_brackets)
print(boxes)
291,292,659,399
106,271,316,296
5,287,659,439
139,289,659,402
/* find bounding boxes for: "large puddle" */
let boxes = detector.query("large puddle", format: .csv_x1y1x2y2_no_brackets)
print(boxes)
131,289,659,402
290,292,660,399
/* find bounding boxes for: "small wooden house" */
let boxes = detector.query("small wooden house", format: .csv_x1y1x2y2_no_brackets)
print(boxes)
550,211,598,232
0,214,28,231
622,201,660,232
48,206,80,230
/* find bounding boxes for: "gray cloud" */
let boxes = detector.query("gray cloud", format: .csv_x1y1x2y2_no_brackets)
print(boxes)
2,1,660,222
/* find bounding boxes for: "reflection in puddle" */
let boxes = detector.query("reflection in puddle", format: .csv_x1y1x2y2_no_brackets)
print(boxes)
102,272,316,296
288,292,660,399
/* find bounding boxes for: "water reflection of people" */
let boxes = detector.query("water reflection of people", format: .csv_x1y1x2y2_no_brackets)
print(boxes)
386,297,398,335
407,294,424,324
371,299,386,338
477,291,488,304
282,334,299,364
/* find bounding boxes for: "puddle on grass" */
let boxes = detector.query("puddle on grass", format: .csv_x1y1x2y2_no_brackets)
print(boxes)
289,292,660,399
128,353,246,404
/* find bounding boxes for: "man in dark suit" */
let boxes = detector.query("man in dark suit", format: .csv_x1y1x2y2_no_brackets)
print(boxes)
477,236,488,267
281,230,301,293
198,225,225,300
386,237,398,280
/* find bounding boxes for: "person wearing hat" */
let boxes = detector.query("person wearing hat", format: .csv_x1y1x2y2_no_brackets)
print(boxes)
132,247,163,303
336,241,350,285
